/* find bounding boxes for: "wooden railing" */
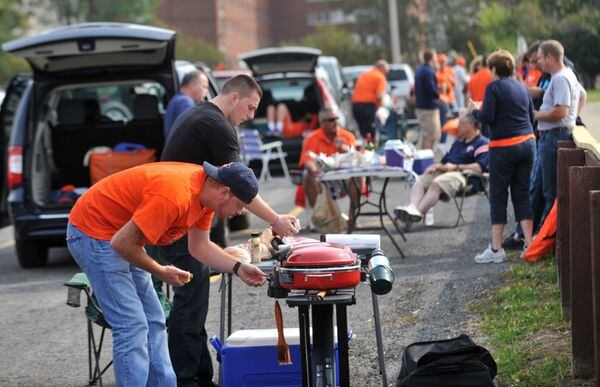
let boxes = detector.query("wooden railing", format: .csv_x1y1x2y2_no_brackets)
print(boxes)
556,125,600,381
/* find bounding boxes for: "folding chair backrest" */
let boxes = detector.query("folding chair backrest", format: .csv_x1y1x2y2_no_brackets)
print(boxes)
240,129,264,159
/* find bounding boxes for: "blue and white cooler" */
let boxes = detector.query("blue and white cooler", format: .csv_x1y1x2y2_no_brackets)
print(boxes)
211,327,347,386
384,139,406,169
412,149,435,175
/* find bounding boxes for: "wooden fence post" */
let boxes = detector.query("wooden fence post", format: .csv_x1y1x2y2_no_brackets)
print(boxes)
570,166,600,378
591,190,600,383
556,145,585,321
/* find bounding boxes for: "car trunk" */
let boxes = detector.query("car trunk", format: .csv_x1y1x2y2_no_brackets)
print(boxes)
29,78,169,208
2,23,177,209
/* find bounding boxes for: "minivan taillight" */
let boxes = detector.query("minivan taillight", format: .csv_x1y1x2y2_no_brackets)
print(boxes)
7,146,23,189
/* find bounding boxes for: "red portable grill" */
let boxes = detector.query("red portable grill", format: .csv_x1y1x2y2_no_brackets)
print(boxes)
275,242,361,291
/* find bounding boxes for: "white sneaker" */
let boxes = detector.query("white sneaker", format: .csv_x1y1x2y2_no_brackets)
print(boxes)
474,245,506,263
394,204,423,222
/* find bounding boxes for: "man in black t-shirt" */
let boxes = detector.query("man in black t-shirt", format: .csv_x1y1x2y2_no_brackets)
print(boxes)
157,75,299,387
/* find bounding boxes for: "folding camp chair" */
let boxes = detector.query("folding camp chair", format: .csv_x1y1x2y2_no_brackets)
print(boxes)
239,129,290,182
65,273,172,386
440,170,489,227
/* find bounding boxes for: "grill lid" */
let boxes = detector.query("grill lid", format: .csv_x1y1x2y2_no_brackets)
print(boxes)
284,242,356,267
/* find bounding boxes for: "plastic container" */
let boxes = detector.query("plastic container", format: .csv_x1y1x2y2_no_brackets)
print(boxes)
384,139,405,168
412,149,435,175
211,328,347,387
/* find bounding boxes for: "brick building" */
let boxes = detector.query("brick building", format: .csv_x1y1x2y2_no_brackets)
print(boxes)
156,0,346,67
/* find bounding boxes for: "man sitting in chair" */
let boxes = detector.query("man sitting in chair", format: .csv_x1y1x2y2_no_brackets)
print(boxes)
299,107,359,222
395,112,489,224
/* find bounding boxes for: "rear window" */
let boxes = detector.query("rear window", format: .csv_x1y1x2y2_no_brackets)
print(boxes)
262,79,312,102
56,82,166,124
388,69,408,81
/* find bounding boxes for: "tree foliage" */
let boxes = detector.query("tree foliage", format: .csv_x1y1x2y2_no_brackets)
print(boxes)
0,0,29,84
175,32,224,69
51,0,159,24
285,26,366,66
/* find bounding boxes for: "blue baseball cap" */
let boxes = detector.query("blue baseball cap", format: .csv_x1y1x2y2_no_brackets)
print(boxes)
203,161,259,204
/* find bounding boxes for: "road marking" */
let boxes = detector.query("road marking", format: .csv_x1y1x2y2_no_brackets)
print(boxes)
0,240,15,250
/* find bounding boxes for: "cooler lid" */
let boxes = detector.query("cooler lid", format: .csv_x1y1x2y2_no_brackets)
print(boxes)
225,328,339,347
284,243,356,267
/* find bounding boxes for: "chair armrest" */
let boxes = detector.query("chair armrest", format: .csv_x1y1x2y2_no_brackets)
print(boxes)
64,272,90,290
260,141,283,151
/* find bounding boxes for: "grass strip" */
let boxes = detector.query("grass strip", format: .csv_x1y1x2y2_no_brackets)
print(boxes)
472,256,578,386
588,89,600,103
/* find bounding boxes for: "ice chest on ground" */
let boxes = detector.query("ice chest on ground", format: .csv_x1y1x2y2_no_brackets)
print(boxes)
384,139,405,168
211,327,347,387
412,149,434,175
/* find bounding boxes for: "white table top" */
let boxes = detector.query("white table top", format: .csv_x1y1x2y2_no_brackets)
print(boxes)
318,165,411,181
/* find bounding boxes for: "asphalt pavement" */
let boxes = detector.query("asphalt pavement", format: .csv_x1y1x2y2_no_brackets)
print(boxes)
0,173,517,387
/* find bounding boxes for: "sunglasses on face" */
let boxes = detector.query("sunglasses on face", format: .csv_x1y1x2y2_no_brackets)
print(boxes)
323,117,338,123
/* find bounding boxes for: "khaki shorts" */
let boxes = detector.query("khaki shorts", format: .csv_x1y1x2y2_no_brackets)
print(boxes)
416,108,441,146
419,171,466,198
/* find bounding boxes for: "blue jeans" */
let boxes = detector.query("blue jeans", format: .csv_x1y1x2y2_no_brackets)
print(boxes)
155,235,214,387
66,223,176,387
488,138,536,225
529,128,572,232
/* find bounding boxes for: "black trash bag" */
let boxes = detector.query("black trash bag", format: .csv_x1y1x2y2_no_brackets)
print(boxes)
395,334,497,387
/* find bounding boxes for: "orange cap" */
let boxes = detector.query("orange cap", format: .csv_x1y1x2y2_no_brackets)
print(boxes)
437,53,448,63
456,56,466,66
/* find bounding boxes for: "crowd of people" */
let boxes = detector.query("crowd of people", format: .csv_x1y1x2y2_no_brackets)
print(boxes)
396,39,587,264
64,36,588,386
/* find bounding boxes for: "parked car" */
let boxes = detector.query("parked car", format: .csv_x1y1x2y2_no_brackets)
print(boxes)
0,22,219,268
387,63,414,101
239,46,346,168
212,69,252,90
342,65,371,89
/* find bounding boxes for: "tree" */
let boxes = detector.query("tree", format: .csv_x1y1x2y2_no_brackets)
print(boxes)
287,26,365,66
175,32,224,69
0,0,30,84
552,10,600,88
50,0,159,25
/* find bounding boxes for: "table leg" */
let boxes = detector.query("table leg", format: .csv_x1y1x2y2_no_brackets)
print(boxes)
298,305,312,387
227,273,233,336
312,305,335,387
219,273,227,387
336,305,350,387
380,178,407,242
371,292,388,387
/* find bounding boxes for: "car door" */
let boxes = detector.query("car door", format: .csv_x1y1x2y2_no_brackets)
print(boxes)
0,74,30,227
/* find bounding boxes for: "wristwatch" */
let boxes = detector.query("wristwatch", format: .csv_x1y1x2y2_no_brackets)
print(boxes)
232,261,242,276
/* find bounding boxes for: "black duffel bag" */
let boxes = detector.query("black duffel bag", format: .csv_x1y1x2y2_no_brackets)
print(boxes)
395,334,497,387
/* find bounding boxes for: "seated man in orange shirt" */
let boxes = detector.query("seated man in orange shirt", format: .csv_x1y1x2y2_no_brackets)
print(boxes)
67,161,267,387
299,107,360,222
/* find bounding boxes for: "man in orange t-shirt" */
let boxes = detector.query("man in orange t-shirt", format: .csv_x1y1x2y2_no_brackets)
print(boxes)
467,56,492,103
66,161,265,387
351,59,390,139
300,107,360,221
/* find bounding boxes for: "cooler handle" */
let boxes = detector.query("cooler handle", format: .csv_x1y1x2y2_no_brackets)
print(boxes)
209,336,223,362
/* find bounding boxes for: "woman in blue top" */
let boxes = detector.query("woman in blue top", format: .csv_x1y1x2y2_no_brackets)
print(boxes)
470,49,536,263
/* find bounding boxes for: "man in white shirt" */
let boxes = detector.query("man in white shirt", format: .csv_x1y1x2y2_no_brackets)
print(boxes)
530,40,586,231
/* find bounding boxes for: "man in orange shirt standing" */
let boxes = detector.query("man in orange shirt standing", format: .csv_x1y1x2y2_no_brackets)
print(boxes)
467,55,492,103
351,59,390,140
300,107,359,219
66,161,266,387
